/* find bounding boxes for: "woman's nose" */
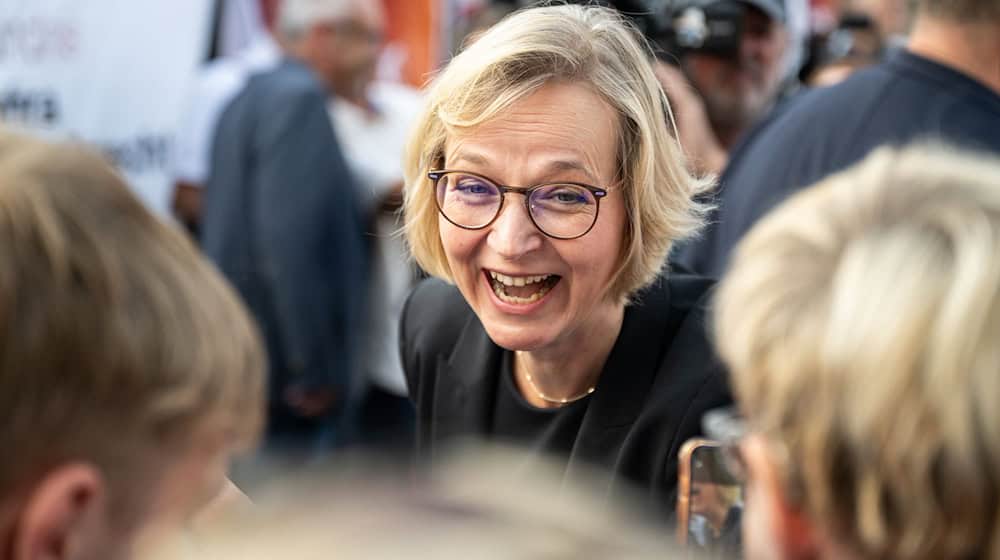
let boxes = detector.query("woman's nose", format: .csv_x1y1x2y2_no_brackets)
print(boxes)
486,197,543,260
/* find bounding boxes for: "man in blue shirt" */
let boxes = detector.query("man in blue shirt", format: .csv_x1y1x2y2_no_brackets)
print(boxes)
674,0,1000,278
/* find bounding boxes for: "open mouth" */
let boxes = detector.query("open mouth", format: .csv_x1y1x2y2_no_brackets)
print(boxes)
486,270,561,305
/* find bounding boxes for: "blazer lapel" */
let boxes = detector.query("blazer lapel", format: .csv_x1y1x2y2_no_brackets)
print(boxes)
429,312,502,452
567,278,674,474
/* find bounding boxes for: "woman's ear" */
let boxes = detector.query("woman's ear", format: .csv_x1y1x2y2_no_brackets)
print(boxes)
742,435,820,560
12,463,108,560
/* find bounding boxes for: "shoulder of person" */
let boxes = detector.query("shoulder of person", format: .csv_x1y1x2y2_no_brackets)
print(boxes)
638,271,728,393
399,277,479,400
400,277,472,349
632,271,715,320
248,59,327,107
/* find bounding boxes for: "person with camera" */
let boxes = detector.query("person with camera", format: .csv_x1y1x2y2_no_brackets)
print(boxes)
673,0,1000,279
650,0,790,175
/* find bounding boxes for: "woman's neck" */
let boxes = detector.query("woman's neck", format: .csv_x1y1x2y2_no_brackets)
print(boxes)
513,301,625,409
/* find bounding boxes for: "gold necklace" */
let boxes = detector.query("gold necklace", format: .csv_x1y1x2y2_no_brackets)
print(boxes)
521,368,596,406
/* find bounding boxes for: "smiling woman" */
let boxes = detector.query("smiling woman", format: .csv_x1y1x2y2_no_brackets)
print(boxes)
400,4,732,515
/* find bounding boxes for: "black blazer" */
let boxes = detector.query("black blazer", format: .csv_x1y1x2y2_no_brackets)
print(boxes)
202,59,368,400
400,273,733,513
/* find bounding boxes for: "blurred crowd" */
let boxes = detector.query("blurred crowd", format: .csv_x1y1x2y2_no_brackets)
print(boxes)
1,0,999,558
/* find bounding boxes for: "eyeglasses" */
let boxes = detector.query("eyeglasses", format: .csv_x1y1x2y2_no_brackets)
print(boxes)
429,169,609,240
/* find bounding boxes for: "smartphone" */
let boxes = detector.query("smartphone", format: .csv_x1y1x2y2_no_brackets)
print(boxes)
677,438,744,557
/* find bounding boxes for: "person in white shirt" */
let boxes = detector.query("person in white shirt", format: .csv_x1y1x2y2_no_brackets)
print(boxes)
329,78,423,447
170,0,280,233
320,0,422,447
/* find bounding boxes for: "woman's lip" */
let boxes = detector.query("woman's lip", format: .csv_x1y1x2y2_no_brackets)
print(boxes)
485,268,559,278
481,269,558,315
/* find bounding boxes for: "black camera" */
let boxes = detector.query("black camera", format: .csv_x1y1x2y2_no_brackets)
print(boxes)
598,0,749,60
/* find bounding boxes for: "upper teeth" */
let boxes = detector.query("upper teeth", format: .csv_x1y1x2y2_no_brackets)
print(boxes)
489,271,551,287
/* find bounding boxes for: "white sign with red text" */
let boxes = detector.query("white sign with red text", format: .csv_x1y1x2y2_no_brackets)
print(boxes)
0,0,214,215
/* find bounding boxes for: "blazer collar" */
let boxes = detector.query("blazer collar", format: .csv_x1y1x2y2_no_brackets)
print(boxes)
589,278,673,426
436,309,502,435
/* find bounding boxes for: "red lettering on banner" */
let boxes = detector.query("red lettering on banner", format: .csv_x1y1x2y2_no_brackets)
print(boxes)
0,17,79,63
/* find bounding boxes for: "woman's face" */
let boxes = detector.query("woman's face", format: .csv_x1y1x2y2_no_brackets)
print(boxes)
439,81,627,353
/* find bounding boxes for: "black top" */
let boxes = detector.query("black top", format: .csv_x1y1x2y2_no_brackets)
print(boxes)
492,351,590,459
674,49,1000,278
400,273,733,515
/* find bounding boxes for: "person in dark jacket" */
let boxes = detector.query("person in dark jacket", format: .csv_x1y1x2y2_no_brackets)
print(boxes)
673,0,1000,278
201,0,370,458
399,4,732,515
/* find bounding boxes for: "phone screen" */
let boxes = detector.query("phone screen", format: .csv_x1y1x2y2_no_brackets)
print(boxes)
677,439,744,558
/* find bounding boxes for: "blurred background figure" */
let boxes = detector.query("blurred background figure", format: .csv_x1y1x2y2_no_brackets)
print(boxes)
449,0,520,46
172,0,424,453
634,0,794,175
674,0,1000,278
322,0,423,451
714,144,1000,559
200,0,370,476
170,0,281,235
804,11,884,86
0,132,265,560
672,0,790,165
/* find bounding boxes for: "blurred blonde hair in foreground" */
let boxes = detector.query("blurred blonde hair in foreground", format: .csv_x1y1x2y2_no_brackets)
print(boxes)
0,130,263,523
147,445,679,560
715,144,1000,558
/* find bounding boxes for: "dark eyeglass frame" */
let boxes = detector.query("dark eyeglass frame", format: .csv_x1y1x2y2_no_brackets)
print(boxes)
428,169,609,240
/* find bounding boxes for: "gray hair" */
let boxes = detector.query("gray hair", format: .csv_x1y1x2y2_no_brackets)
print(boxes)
277,0,353,39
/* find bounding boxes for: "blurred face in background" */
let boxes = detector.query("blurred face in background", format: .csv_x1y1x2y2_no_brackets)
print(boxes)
683,5,787,139
313,0,385,104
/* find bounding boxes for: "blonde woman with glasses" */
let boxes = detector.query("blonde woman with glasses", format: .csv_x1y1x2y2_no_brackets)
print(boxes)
400,4,731,513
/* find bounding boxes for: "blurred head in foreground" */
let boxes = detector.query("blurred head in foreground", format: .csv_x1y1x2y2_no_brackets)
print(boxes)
714,144,1000,559
0,132,265,560
146,445,675,560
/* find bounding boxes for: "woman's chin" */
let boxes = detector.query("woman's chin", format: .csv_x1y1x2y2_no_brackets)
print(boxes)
481,323,554,352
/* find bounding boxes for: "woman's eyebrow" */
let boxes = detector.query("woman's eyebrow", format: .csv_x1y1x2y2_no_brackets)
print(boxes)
450,151,598,183
449,151,490,168
540,159,598,183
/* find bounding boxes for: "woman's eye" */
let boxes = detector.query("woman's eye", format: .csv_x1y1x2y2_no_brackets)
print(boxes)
555,191,584,203
544,188,588,204
455,180,494,195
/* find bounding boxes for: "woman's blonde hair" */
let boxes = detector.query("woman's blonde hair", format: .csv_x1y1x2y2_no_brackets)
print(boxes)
403,3,710,301
714,144,1000,559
